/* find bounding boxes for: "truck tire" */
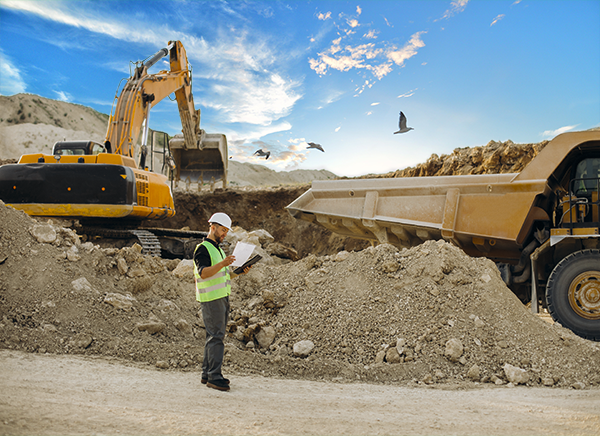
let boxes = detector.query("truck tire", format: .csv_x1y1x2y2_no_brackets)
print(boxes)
546,249,600,341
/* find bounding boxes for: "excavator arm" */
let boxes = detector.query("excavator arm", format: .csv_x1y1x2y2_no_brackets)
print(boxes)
105,41,200,165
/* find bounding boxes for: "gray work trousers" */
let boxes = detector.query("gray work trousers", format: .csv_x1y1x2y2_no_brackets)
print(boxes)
201,296,229,381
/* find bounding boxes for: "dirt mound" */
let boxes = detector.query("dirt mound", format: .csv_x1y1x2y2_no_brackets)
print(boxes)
2,202,599,388
357,139,548,179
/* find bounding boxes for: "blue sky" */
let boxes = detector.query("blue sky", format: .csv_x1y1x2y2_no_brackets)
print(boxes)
1,0,598,177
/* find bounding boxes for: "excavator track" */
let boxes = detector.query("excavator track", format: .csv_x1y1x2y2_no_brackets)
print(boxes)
78,226,207,258
130,229,162,257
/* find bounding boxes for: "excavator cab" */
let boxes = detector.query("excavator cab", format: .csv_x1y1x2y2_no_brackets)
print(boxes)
52,141,108,156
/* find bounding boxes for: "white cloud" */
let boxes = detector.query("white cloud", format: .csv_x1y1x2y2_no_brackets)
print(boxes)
335,126,341,132
490,14,505,26
230,136,311,170
0,50,27,95
436,0,470,21
54,90,72,102
317,11,331,20
1,1,302,128
387,31,426,67
227,121,293,144
310,28,425,84
347,18,359,28
397,89,416,98
541,125,579,138
363,29,378,39
356,6,362,15
371,102,380,106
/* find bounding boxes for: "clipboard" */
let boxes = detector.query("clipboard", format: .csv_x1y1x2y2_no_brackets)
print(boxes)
233,254,262,275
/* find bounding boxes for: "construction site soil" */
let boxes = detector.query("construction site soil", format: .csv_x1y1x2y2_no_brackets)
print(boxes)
2,183,600,391
2,94,600,434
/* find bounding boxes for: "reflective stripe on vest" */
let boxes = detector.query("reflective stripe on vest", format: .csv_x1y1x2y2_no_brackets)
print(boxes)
194,240,231,302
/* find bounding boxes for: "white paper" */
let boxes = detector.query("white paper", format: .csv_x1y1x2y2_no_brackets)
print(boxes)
230,242,256,267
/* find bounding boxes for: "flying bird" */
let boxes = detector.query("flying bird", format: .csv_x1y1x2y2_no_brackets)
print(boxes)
253,149,270,160
394,111,414,134
307,142,325,152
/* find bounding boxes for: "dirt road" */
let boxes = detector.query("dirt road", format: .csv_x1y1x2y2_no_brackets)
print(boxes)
1,350,599,436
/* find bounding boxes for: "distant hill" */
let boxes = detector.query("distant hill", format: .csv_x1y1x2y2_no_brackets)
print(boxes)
0,93,338,186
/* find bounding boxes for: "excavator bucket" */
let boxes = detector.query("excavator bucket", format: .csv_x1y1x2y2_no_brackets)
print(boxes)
169,132,228,188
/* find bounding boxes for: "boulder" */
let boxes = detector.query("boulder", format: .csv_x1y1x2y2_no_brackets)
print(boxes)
71,277,98,294
255,325,276,349
30,224,57,244
503,363,529,385
444,338,464,362
293,340,315,357
104,293,136,311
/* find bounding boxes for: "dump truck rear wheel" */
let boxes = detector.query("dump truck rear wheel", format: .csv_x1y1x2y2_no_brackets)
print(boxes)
546,249,600,341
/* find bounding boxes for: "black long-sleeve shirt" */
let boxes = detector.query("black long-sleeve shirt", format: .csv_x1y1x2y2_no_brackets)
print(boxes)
193,238,222,276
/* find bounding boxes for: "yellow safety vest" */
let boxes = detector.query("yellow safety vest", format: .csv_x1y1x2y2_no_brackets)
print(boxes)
194,240,231,302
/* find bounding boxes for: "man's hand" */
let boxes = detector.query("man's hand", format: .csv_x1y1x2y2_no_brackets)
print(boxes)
200,255,236,279
220,255,236,268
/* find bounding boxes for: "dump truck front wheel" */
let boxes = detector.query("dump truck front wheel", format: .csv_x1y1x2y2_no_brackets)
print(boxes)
546,249,600,341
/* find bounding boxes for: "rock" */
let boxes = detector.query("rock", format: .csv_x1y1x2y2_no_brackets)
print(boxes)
156,361,169,369
246,341,255,349
156,299,180,311
74,334,93,349
117,258,128,275
473,316,485,328
466,364,481,381
42,323,57,332
104,293,136,311
293,340,315,357
173,259,195,279
136,320,166,335
385,347,402,363
503,363,530,385
542,376,555,386
334,251,350,262
66,246,81,262
127,267,146,278
174,319,192,334
30,224,57,244
444,338,463,362
381,260,399,273
71,277,98,294
255,325,276,349
266,242,299,261
248,229,274,246
375,350,386,364
491,375,505,385
572,381,586,390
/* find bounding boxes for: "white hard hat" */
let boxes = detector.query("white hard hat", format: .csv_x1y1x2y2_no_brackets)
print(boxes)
208,212,232,230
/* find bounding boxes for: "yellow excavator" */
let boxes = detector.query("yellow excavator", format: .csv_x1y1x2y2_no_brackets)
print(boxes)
0,41,227,256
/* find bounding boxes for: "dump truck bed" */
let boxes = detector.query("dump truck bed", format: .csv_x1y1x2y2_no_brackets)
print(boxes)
287,173,549,261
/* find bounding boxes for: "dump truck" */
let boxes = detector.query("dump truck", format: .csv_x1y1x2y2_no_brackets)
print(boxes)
287,130,600,341
0,41,224,257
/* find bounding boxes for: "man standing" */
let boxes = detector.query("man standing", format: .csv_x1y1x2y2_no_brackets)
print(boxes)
193,212,250,391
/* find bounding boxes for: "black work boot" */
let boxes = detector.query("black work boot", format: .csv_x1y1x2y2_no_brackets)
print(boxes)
207,379,230,391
